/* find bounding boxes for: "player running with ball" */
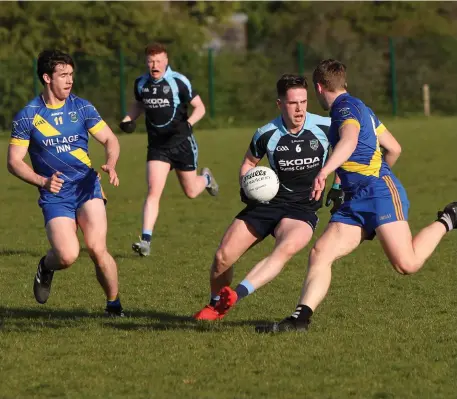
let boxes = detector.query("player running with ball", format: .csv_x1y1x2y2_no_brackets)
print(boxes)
193,74,342,321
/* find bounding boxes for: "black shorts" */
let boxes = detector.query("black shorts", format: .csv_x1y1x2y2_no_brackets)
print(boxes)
147,135,198,171
236,202,319,239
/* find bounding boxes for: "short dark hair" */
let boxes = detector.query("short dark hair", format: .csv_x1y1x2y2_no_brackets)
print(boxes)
37,50,74,85
312,59,347,91
276,74,308,98
145,42,168,56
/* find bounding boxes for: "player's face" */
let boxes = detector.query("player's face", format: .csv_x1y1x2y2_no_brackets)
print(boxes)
278,87,308,129
45,63,74,101
146,52,168,80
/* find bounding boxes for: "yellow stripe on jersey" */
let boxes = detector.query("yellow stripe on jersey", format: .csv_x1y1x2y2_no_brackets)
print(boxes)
376,123,387,136
33,114,61,137
341,148,382,177
69,148,92,167
340,119,361,130
88,120,106,135
45,100,66,109
10,138,30,147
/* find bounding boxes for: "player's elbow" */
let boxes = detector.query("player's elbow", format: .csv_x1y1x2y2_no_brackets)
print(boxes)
198,103,206,117
7,158,17,175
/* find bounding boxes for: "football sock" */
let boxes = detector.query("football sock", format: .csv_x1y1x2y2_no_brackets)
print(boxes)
107,296,122,308
235,279,255,302
209,295,220,307
437,213,454,232
204,173,212,187
142,230,152,242
291,304,313,322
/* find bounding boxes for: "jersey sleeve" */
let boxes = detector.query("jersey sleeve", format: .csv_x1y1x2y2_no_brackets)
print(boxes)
368,108,387,136
80,100,106,135
332,101,362,132
10,112,32,147
249,129,267,159
175,75,197,103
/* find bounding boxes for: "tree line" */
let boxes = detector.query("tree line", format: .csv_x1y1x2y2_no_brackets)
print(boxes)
1,1,457,131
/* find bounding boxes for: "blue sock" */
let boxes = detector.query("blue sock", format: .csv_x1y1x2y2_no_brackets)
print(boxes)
107,296,121,308
142,230,152,242
209,295,220,307
204,173,211,187
235,280,255,303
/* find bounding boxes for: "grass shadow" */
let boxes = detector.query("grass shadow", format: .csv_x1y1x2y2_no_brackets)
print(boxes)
0,306,272,332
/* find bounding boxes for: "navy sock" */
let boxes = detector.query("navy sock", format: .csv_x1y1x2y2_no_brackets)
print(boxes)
107,297,122,308
142,230,152,242
209,295,220,307
291,305,313,322
235,280,255,303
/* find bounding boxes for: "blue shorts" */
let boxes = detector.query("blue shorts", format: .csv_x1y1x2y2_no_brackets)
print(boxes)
39,171,106,226
330,174,409,238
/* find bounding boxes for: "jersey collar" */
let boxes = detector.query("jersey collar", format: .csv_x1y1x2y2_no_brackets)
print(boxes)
330,92,350,113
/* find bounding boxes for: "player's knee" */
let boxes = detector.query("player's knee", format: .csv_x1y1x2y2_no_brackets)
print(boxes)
277,242,300,259
392,259,420,275
86,244,108,263
214,247,233,271
145,192,161,203
183,186,199,199
57,249,79,268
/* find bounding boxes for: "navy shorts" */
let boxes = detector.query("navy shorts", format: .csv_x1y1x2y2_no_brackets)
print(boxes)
39,171,106,226
236,202,318,239
147,135,198,171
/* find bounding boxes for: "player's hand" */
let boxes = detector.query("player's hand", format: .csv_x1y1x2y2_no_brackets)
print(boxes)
119,120,136,134
325,185,344,214
44,172,64,194
311,171,327,201
240,187,253,205
101,165,119,186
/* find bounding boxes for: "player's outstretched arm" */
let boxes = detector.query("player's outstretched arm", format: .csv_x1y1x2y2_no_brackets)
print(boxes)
378,129,402,168
92,125,120,186
119,100,143,133
187,95,206,127
311,125,359,201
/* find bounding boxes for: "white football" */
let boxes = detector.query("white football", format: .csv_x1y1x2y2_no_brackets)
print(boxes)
242,166,280,202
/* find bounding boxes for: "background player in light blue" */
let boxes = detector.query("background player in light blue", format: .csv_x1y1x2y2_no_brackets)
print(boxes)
119,42,218,257
193,74,339,321
7,50,124,316
263,59,457,332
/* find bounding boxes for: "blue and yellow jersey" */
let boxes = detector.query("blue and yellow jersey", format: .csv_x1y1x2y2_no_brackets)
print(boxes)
329,93,391,193
10,94,106,192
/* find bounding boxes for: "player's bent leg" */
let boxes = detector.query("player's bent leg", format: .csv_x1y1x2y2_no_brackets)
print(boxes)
215,218,314,319
175,169,208,199
261,222,364,333
193,218,261,320
246,218,313,290
45,217,80,269
133,160,171,257
34,217,79,304
376,220,447,275
78,198,123,316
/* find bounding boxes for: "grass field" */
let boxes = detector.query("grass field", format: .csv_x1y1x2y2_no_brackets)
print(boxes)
0,117,456,398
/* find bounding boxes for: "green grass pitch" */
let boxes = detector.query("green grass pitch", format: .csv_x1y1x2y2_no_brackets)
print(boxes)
0,117,456,398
